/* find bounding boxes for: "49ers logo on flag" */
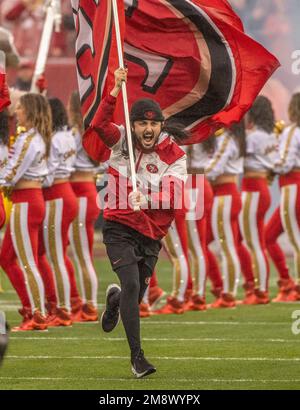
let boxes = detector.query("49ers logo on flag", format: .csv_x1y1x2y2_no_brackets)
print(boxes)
124,0,235,130
73,0,279,154
71,0,123,129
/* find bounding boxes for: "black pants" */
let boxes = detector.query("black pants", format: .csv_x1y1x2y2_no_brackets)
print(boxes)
103,220,161,359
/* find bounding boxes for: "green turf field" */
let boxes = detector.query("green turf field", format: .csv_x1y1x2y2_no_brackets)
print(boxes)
0,257,300,390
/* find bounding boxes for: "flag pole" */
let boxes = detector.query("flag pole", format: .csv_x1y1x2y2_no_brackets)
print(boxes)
111,0,139,206
30,0,62,93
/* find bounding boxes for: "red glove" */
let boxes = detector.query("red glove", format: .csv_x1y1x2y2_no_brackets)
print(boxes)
35,74,47,93
0,73,11,112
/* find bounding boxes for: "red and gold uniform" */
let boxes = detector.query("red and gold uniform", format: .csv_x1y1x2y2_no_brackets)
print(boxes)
0,143,8,228
267,124,300,301
69,127,102,320
241,127,278,302
41,128,79,316
206,132,255,307
185,143,216,310
0,128,48,330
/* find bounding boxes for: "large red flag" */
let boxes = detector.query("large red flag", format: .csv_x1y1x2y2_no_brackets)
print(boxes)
122,0,280,144
73,0,280,155
71,0,124,160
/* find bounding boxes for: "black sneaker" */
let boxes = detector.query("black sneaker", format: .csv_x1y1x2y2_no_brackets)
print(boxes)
131,350,156,378
101,284,121,333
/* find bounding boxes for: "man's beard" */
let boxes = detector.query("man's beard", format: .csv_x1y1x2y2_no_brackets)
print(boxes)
133,131,159,152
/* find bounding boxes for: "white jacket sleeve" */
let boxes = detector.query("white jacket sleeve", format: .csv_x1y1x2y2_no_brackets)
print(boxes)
164,154,187,183
73,129,81,153
246,132,257,154
274,126,298,175
0,132,38,186
205,135,233,180
43,138,61,188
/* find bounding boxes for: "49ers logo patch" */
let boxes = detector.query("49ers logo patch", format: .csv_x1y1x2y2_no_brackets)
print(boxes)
144,111,155,119
146,164,158,174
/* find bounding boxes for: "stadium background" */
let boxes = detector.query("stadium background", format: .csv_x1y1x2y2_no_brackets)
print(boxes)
0,0,300,390
2,0,300,234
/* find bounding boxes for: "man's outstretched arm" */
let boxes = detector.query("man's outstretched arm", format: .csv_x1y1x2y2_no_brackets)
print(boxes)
89,67,128,148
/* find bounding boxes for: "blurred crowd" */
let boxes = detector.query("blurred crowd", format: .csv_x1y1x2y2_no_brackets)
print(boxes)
229,0,300,121
0,0,299,119
0,0,75,58
1,0,298,64
229,0,299,87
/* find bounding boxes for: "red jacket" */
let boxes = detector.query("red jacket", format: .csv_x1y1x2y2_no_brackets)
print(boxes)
83,95,187,240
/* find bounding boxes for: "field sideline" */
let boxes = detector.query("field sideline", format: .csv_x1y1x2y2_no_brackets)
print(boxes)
0,258,300,390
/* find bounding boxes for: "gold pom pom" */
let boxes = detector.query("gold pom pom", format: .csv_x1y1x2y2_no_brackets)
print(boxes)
214,128,225,137
274,120,285,136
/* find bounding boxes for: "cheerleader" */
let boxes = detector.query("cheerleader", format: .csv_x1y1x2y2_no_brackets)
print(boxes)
152,139,192,315
0,110,9,229
184,141,215,311
270,93,300,301
0,93,51,331
265,207,297,301
0,110,9,294
265,120,298,302
206,124,256,307
42,97,81,319
241,96,277,303
199,138,225,300
0,78,10,292
68,91,101,321
153,208,192,315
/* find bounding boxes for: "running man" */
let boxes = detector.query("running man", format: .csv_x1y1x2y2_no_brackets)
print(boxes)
83,67,187,378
